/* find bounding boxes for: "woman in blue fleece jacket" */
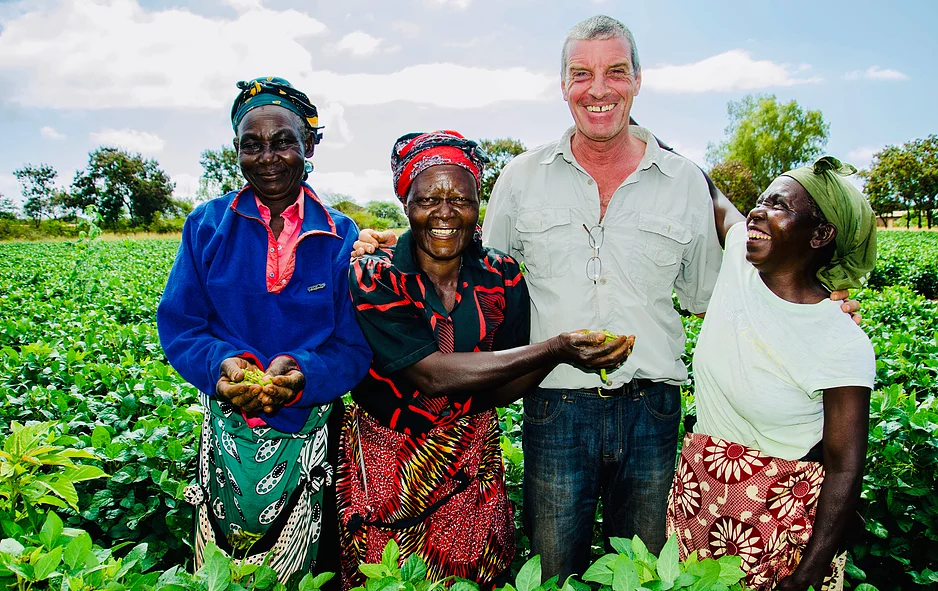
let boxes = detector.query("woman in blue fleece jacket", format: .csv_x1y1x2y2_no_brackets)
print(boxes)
157,77,370,585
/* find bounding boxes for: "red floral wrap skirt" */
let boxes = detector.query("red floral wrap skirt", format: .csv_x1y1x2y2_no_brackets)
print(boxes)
337,405,514,589
666,432,844,591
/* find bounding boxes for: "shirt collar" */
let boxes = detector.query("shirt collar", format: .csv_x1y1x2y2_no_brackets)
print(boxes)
392,228,486,275
254,189,305,226
540,124,676,179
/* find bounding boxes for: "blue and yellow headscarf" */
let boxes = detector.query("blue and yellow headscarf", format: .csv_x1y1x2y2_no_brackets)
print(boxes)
230,77,323,143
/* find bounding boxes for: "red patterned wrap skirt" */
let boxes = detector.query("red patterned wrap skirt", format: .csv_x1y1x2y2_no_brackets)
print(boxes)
337,405,514,589
666,432,844,591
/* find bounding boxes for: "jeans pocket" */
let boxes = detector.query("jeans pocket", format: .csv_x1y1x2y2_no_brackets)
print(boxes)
523,390,565,426
642,386,681,422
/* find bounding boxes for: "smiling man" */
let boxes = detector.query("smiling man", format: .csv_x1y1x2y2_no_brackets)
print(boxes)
481,16,723,578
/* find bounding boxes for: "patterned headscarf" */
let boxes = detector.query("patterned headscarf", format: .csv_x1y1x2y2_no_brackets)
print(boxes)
782,156,877,291
390,131,490,203
230,76,323,143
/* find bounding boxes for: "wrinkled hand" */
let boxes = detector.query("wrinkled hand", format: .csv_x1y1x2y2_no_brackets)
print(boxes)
830,289,861,325
351,228,398,259
551,330,636,370
258,356,306,415
773,564,825,591
216,357,265,413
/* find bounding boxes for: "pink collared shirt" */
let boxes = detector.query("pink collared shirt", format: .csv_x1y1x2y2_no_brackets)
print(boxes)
255,190,305,293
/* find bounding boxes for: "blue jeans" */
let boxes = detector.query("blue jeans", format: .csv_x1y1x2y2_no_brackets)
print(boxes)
522,382,681,580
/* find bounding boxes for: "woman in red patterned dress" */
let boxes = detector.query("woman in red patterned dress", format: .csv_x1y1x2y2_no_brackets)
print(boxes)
667,157,877,591
337,131,636,588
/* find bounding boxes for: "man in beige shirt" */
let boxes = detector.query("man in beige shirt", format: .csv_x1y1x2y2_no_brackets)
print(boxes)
480,15,721,579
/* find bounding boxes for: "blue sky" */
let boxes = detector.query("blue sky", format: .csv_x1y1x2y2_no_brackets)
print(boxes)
1,0,935,206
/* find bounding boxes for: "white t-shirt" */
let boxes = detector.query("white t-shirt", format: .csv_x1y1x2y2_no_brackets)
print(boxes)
693,222,875,460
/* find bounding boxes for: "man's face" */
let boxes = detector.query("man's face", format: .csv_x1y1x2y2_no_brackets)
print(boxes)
562,38,641,144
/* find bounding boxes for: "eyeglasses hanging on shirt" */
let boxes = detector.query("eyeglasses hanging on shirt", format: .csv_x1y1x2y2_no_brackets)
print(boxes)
584,224,603,284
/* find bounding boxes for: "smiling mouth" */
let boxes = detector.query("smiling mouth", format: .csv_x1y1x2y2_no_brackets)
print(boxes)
747,229,771,240
586,104,616,113
429,228,458,238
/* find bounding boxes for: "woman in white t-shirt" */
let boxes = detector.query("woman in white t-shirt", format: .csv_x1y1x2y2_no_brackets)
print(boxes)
666,156,877,591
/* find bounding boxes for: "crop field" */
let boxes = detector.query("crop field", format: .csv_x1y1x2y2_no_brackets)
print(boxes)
0,231,936,590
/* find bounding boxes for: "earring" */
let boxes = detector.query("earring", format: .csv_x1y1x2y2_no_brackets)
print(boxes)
304,160,314,174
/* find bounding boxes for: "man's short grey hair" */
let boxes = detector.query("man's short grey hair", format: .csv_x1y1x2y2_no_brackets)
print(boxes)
561,15,640,81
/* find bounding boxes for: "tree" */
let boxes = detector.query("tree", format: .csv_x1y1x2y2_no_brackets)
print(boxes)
71,147,176,227
196,146,243,201
864,136,938,228
13,164,57,226
706,94,829,190
366,201,407,228
0,193,17,220
708,160,761,214
479,138,526,202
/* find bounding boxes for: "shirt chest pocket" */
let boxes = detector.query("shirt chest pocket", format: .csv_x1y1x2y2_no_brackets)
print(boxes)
631,212,691,290
515,208,573,279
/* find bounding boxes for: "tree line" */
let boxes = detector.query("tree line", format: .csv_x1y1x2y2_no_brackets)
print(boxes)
705,94,938,229
3,97,935,234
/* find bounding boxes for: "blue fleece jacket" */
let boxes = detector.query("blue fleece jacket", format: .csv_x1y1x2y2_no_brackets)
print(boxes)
157,184,372,433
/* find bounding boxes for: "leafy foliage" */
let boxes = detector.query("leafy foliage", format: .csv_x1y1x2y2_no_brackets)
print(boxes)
479,138,526,203
70,147,176,228
13,164,58,227
862,135,938,229
706,95,829,190
866,231,938,299
348,537,746,591
707,160,760,214
197,146,244,202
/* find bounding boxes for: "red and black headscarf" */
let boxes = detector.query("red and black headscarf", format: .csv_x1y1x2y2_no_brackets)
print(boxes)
390,130,490,204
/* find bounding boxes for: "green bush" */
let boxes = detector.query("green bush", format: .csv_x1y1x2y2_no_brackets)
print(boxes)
867,231,938,299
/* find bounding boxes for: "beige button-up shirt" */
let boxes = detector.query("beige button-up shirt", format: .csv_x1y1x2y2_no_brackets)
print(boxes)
482,125,722,388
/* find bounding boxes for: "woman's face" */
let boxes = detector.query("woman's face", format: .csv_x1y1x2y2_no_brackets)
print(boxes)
407,165,480,266
745,176,832,270
234,105,313,202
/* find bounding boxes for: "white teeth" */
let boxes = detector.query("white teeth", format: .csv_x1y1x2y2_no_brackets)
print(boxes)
747,231,770,240
430,228,457,236
586,104,615,112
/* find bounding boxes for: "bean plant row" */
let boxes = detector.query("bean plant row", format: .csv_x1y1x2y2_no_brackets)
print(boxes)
1,232,936,590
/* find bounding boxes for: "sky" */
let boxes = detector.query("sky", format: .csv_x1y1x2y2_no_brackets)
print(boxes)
1,0,936,206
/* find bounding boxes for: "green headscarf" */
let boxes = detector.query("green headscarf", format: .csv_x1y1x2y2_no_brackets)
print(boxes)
781,156,877,291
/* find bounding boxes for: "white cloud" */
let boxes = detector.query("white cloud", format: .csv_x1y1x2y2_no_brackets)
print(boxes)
666,141,705,167
171,172,201,201
224,0,263,13
846,147,879,170
90,129,165,154
311,64,554,108
424,0,472,10
331,30,384,57
0,173,21,206
317,102,354,147
0,1,549,111
845,66,909,81
642,50,821,93
308,169,394,203
391,20,420,37
0,0,327,110
40,126,65,140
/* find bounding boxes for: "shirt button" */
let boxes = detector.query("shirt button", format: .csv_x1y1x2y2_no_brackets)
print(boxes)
588,179,594,185
600,278,607,285
281,279,286,284
278,245,282,250
269,272,275,278
269,247,274,253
